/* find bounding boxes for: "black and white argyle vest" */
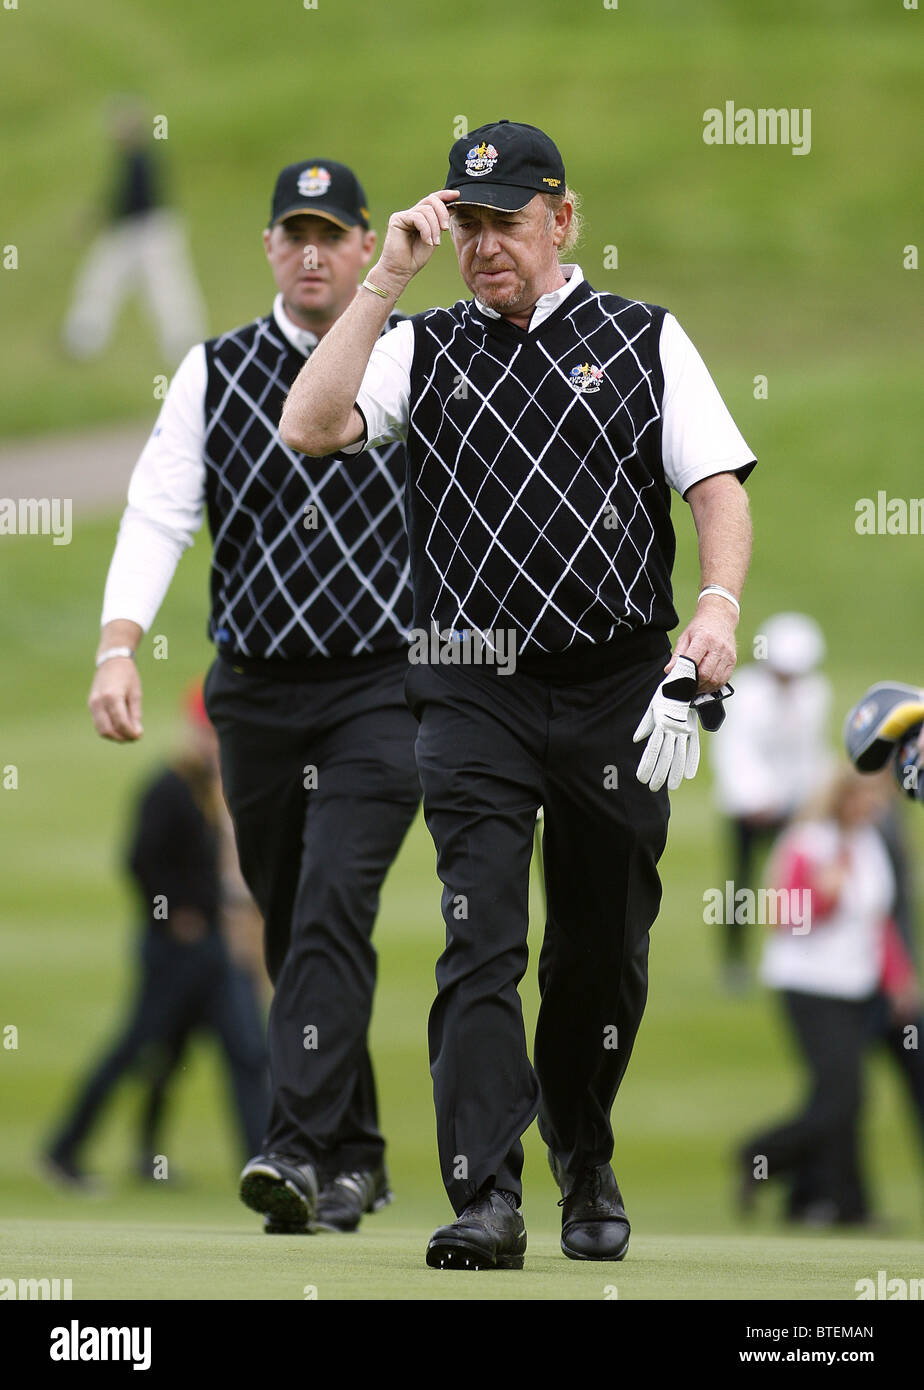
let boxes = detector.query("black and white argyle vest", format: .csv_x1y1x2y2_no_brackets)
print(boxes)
203,311,412,660
406,278,678,656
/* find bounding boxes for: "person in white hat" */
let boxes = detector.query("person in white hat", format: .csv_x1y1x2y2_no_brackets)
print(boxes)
708,613,832,989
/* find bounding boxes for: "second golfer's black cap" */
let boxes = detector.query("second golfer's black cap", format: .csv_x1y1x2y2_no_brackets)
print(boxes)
269,160,370,230
445,120,566,211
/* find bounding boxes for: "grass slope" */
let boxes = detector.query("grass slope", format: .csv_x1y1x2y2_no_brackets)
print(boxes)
1,1,919,433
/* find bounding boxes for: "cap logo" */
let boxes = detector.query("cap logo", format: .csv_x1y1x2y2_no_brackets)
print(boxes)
542,177,561,187
852,700,878,732
569,361,605,394
297,165,331,197
465,142,498,178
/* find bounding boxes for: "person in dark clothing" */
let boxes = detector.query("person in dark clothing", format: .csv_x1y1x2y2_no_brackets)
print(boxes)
280,120,754,1269
61,95,206,362
134,788,270,1179
43,687,269,1187
88,158,420,1235
136,1029,189,1178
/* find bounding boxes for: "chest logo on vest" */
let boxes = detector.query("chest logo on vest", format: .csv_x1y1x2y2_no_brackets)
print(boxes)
569,361,605,393
297,166,331,197
465,143,499,177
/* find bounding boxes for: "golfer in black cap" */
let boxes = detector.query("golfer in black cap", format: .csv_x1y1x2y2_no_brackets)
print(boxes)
89,158,420,1235
281,120,756,1268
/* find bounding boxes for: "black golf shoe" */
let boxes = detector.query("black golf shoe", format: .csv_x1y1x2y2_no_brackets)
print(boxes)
549,1151,630,1261
240,1153,318,1234
263,1214,311,1235
426,1189,526,1270
316,1164,393,1233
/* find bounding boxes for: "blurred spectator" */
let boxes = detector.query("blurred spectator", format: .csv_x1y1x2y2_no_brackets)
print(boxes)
61,96,206,364
870,796,924,1164
737,767,914,1227
709,612,831,989
42,683,269,1189
135,785,271,1179
787,782,924,1219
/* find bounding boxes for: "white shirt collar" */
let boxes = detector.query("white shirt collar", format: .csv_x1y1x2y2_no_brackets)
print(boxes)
474,263,584,331
272,293,319,356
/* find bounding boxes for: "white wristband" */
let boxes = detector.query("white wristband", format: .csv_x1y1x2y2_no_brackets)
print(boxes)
698,585,741,617
95,646,135,667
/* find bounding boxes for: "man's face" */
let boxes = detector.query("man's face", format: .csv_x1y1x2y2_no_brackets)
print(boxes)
263,214,375,322
449,195,570,315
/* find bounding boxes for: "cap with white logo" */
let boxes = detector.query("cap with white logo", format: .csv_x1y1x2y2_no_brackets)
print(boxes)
269,160,370,229
445,120,566,211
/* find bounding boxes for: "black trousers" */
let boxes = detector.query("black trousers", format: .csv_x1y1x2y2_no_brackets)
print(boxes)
723,816,787,965
204,653,420,1176
405,652,671,1214
876,1006,924,1158
136,961,267,1166
742,989,876,1222
48,931,269,1162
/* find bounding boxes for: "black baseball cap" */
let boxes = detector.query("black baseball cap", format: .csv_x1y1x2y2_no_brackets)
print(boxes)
445,120,566,212
269,160,370,230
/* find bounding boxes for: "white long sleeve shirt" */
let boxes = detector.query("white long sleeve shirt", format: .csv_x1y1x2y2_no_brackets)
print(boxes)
101,295,320,631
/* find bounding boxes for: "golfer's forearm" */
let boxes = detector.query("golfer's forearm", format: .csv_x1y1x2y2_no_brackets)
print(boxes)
280,272,407,455
688,476,752,601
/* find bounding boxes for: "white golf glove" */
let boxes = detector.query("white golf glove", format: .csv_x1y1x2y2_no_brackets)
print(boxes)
633,656,700,792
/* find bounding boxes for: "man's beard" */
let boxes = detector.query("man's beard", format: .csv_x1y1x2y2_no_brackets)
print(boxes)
470,269,530,314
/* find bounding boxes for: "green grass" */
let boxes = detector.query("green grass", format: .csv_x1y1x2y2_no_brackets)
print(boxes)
3,1218,920,1301
2,452,924,1299
1,0,923,1302
1,510,923,1300
0,1,919,433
